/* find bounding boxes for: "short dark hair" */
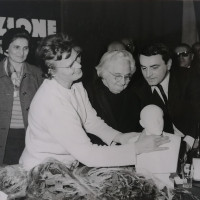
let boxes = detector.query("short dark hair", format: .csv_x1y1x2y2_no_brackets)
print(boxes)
2,28,30,52
139,43,171,64
36,33,75,79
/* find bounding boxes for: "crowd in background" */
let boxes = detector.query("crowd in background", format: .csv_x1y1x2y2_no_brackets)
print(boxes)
0,28,200,172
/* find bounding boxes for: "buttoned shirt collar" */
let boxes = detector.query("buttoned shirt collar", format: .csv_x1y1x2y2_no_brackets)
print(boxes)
151,72,170,100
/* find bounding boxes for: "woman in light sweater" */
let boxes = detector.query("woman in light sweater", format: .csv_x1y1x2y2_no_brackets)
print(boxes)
19,33,169,171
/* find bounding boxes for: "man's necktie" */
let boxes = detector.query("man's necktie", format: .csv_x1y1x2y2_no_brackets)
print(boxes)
156,84,168,105
152,84,174,134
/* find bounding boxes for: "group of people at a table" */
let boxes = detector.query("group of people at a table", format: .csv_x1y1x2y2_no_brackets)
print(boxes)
0,28,200,176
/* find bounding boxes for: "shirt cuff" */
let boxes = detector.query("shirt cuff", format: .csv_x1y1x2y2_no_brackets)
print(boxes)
183,135,195,148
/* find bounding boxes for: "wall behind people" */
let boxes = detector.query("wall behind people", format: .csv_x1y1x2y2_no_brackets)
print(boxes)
0,0,61,65
62,0,183,82
194,1,200,39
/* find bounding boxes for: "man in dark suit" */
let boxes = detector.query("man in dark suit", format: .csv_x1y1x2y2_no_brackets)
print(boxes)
135,43,200,150
174,43,194,69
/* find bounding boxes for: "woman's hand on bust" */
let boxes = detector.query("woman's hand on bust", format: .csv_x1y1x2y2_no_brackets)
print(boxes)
134,133,170,155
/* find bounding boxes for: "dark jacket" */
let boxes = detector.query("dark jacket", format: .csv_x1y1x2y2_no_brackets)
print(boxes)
84,76,142,145
134,68,200,137
0,60,43,163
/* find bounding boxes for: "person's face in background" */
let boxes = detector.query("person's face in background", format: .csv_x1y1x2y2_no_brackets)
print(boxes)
8,38,29,63
174,46,193,68
140,54,171,86
121,38,135,54
107,42,126,51
102,58,132,94
192,43,200,60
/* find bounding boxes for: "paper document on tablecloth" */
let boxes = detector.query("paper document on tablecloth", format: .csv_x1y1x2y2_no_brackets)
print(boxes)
0,191,8,200
136,133,181,174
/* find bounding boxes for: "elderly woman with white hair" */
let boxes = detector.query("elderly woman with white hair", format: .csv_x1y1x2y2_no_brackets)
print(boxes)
84,50,143,145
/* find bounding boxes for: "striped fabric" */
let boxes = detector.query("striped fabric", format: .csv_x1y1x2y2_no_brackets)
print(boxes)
10,96,24,128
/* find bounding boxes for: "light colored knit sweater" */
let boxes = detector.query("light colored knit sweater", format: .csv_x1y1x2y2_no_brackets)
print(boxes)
20,79,136,170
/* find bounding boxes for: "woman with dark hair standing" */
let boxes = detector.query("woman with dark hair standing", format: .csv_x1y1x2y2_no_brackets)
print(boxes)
0,28,43,165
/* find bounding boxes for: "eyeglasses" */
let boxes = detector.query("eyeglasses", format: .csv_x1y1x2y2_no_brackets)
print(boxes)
175,51,190,57
55,52,81,68
108,71,132,82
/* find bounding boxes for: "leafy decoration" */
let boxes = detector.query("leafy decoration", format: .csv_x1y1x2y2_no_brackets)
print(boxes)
0,159,199,200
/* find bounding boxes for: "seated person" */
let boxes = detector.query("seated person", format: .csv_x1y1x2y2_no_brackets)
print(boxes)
84,50,143,144
121,37,136,55
19,33,170,171
191,42,200,76
107,41,126,51
135,42,200,151
174,43,194,69
192,42,200,62
174,43,200,78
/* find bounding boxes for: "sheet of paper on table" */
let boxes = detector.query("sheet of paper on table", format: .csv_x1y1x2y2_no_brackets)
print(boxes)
134,133,181,188
136,132,181,173
0,191,8,200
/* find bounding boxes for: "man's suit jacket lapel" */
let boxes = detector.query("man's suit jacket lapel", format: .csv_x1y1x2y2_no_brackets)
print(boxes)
138,80,165,109
168,72,181,115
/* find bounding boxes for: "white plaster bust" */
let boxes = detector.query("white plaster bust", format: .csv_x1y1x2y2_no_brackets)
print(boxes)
140,105,164,136
136,105,181,187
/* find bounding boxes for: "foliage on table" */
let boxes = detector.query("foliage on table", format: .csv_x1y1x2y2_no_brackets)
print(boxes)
0,164,27,199
74,166,169,200
26,159,169,200
0,159,200,200
27,159,95,200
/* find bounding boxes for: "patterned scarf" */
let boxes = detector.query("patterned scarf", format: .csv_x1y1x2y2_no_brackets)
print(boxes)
6,59,24,97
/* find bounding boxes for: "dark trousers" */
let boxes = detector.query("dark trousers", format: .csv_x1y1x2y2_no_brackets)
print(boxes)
3,128,25,165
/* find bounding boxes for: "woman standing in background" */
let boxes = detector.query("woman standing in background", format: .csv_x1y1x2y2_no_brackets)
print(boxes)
0,28,43,165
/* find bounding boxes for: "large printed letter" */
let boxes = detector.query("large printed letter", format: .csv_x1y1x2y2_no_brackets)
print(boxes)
32,19,46,37
0,17,7,36
47,20,56,35
16,18,32,33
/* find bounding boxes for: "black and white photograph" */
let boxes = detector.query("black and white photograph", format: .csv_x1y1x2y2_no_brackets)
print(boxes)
0,0,200,199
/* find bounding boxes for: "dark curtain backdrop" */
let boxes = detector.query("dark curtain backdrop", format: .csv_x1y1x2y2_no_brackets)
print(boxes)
194,1,200,38
2,0,199,81
62,0,183,82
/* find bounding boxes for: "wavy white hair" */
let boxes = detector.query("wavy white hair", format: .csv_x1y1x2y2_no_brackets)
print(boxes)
96,50,136,78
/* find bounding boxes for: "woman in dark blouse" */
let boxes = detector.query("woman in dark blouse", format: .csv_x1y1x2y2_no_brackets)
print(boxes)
85,50,142,145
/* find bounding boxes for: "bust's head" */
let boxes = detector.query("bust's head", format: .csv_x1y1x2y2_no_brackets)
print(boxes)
140,105,164,135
